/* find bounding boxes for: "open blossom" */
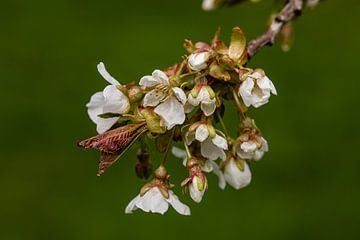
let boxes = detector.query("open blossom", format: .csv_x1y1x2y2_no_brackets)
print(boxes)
224,158,252,190
140,70,187,129
239,70,277,108
188,84,216,116
186,124,228,161
125,187,190,215
188,51,211,71
172,147,226,189
237,137,268,161
86,62,130,134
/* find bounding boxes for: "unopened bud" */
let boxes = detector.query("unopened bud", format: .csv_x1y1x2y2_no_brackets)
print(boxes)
128,86,143,103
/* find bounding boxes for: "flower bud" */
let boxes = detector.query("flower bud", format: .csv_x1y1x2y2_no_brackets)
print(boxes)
128,86,143,103
135,148,152,180
188,52,211,71
140,108,166,134
182,158,207,203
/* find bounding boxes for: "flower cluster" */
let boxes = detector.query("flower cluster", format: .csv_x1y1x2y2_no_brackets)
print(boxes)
78,27,276,215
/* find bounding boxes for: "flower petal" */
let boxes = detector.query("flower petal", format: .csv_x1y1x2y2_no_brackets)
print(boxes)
102,85,130,114
195,124,209,142
139,76,160,88
209,161,226,190
97,62,120,85
167,190,191,215
143,89,166,107
224,159,252,190
239,77,255,107
136,188,169,214
201,137,226,161
241,141,257,152
171,146,187,159
201,100,216,116
154,96,185,130
212,134,228,150
86,91,105,124
189,177,205,203
125,194,141,214
172,87,187,105
152,70,169,86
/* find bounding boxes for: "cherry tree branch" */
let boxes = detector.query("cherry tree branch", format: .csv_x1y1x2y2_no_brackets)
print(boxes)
247,0,304,57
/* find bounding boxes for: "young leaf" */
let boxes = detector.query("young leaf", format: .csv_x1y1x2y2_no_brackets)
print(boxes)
229,27,246,61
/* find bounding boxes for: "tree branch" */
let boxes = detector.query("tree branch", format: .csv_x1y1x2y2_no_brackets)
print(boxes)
247,0,304,57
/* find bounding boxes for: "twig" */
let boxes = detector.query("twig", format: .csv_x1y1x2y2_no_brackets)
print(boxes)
247,0,304,57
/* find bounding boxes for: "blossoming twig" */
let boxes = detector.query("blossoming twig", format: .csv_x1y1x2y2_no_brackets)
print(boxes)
247,0,304,57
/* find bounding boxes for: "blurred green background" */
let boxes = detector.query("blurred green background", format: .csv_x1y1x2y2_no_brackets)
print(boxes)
1,0,360,239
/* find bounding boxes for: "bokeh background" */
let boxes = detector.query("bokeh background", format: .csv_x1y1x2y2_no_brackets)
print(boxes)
1,0,360,239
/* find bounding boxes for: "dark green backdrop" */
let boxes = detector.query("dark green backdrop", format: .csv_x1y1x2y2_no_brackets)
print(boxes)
1,0,360,239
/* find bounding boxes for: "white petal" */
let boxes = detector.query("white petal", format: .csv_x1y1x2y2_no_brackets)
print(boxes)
171,146,187,159
143,89,166,107
184,101,194,113
224,159,252,190
172,87,187,105
154,97,185,130
86,89,124,134
102,85,130,114
241,141,257,153
86,91,106,124
201,100,216,116
239,77,255,107
197,87,211,102
139,76,160,88
96,118,119,134
195,124,209,142
125,194,141,214
253,137,269,161
97,62,120,85
209,161,226,190
152,70,169,86
136,188,169,214
212,134,228,150
187,93,200,106
201,160,214,173
188,52,210,71
189,177,204,203
201,138,227,161
237,149,254,160
167,191,191,215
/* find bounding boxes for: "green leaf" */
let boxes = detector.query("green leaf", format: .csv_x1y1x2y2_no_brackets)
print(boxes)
97,112,121,119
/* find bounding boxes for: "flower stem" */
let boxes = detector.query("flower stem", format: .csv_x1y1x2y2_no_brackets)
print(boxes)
161,128,175,166
181,134,192,159
216,110,230,138
231,87,246,119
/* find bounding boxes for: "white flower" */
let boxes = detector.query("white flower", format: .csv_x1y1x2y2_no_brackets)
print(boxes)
224,158,252,190
188,52,210,71
239,71,277,108
86,62,130,134
202,0,218,11
186,124,228,161
237,137,268,161
125,187,190,215
139,70,186,129
172,146,226,189
189,176,207,203
188,86,216,116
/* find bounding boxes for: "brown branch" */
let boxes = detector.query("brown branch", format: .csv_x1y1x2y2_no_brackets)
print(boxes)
247,0,304,57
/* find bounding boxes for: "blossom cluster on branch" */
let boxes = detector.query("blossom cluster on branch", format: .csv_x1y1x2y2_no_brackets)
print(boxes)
78,27,276,215
78,0,315,215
